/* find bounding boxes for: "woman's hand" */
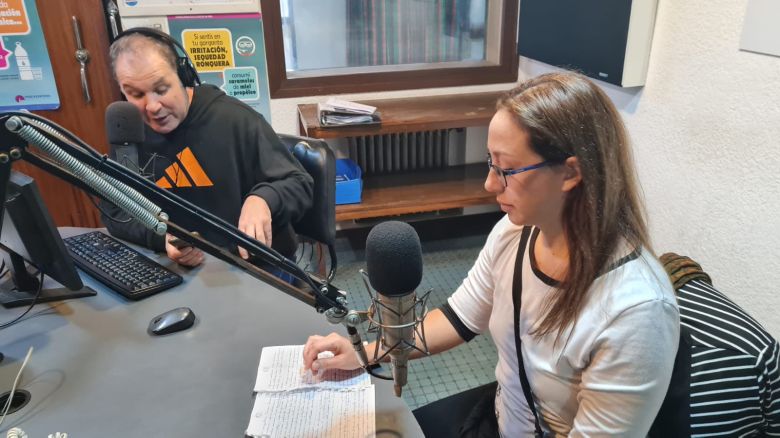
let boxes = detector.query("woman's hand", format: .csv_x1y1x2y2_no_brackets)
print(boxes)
303,309,462,376
303,332,362,375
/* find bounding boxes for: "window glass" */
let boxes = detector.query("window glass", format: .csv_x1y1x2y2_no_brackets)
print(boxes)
280,0,487,72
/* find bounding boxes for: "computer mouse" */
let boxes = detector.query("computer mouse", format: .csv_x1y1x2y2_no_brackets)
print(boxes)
148,307,196,336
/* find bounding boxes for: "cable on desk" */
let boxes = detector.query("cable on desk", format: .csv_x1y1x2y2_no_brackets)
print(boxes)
0,346,33,428
364,363,393,381
0,271,44,330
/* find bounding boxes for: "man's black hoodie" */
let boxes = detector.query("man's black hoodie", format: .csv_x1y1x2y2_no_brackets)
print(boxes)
101,84,313,257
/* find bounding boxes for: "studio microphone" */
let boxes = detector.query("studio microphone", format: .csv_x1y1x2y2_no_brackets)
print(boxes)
105,101,144,172
365,221,424,397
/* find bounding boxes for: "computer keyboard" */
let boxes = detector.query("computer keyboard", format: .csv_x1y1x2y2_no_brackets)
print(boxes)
64,231,183,300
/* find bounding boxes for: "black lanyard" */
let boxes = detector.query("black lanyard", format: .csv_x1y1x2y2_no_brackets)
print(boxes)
512,226,544,437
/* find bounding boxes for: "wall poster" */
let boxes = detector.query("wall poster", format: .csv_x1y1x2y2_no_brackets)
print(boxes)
167,13,271,122
0,0,60,110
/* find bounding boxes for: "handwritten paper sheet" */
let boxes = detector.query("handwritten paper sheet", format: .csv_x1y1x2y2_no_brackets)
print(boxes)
247,345,376,438
254,345,371,392
247,385,375,438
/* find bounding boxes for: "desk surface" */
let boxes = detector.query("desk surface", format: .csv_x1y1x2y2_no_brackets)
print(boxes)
0,228,423,437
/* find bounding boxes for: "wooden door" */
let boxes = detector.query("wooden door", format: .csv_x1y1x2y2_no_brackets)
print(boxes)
13,0,121,227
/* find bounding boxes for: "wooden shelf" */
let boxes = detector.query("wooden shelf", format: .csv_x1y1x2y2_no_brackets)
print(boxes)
335,163,495,222
298,92,502,221
298,91,502,139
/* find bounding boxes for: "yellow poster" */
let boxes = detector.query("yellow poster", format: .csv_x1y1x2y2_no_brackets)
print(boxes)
181,28,234,72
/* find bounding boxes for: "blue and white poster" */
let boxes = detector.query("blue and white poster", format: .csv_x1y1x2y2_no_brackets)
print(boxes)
167,13,271,122
0,0,60,110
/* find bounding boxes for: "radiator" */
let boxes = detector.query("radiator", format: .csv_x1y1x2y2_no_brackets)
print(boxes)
347,130,450,176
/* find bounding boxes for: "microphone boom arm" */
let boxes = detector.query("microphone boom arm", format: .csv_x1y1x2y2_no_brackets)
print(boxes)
0,111,346,314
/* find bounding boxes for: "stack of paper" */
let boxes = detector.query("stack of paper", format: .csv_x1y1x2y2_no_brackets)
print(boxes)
318,98,381,127
247,345,376,438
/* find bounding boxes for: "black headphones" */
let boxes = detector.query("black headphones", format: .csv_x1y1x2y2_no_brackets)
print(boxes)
114,27,201,88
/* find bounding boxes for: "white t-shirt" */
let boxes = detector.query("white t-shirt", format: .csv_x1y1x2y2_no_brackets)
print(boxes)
448,216,679,437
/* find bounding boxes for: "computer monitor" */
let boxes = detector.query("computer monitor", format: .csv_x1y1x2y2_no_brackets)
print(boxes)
0,170,95,308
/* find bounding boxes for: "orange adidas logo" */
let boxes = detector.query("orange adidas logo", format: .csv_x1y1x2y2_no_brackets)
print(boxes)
155,147,214,188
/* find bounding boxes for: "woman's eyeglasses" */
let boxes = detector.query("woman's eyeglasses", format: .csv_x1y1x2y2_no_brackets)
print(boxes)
487,154,553,187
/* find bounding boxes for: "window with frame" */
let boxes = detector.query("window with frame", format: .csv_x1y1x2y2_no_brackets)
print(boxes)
261,0,518,98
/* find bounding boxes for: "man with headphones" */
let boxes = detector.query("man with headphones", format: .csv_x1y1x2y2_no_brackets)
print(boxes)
101,28,313,267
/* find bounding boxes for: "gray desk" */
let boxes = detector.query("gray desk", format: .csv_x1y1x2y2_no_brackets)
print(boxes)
0,228,423,437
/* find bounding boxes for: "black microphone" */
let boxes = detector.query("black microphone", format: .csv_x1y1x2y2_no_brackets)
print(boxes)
365,221,423,396
105,101,144,172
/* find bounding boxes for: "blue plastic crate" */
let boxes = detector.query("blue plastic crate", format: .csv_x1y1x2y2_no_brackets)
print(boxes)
335,159,362,205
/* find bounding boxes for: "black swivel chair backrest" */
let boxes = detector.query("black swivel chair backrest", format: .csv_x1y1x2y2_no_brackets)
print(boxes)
278,134,337,281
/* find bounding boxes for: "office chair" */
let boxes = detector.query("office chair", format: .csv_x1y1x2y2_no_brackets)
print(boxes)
278,134,337,281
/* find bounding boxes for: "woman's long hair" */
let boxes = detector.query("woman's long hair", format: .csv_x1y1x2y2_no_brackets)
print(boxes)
498,72,650,339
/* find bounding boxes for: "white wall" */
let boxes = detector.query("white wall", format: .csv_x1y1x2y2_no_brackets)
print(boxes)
267,0,780,336
624,0,779,337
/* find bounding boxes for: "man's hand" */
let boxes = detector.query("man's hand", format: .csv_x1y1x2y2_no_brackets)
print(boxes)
164,233,204,267
303,332,362,375
238,195,272,259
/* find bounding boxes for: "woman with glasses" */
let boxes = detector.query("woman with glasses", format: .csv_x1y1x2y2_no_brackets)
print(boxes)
303,72,679,437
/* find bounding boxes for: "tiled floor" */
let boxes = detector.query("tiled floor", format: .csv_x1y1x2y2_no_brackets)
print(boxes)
324,213,501,410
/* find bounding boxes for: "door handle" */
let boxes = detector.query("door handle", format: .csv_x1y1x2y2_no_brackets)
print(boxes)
106,0,120,39
71,15,92,103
